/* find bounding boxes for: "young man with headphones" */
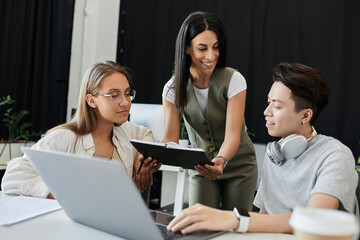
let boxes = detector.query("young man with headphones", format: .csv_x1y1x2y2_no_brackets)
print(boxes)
166,62,358,234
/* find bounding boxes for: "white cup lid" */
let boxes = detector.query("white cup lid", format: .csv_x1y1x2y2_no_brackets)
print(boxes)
289,207,359,236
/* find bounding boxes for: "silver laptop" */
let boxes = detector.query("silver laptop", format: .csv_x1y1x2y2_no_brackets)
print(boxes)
22,147,224,240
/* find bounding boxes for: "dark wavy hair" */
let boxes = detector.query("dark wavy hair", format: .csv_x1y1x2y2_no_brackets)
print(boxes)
173,11,227,113
272,62,330,125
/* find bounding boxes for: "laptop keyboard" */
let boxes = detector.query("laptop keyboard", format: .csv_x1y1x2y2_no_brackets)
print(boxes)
157,225,185,240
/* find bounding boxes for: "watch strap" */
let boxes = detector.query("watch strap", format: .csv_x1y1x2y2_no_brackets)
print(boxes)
233,207,250,233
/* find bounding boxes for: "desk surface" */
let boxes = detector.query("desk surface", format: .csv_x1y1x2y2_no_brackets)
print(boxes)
0,193,294,240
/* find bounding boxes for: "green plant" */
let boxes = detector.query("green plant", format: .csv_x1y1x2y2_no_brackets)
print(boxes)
0,95,42,159
179,120,188,140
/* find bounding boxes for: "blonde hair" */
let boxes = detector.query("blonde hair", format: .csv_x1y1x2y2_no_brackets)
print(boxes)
48,61,133,135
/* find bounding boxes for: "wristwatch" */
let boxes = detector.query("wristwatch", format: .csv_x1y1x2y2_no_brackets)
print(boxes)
233,207,250,233
216,155,228,169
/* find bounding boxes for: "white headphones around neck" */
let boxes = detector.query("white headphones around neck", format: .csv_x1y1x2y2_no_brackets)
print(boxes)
266,126,317,165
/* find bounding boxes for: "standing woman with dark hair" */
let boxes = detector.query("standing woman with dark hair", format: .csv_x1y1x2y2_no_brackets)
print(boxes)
162,11,257,211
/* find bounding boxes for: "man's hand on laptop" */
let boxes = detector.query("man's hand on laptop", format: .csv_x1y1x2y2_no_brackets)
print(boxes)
167,203,238,234
133,153,162,192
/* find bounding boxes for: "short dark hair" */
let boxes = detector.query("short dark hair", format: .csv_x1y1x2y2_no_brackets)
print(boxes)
272,62,330,124
173,11,227,112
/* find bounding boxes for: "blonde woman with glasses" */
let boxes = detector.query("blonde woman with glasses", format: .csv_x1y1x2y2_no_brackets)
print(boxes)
2,61,161,199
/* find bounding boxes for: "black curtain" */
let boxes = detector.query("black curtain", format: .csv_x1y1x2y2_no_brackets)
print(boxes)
117,0,360,159
0,0,74,139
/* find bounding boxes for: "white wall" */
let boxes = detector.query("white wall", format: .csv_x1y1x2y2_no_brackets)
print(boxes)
67,0,121,120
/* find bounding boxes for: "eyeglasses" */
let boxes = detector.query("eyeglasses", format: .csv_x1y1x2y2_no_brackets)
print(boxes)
95,89,136,103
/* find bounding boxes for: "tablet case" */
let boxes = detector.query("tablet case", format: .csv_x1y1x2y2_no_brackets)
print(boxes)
130,139,212,169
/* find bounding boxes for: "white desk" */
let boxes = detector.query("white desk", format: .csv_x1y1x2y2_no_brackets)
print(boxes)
0,208,294,240
1,208,124,240
0,193,294,240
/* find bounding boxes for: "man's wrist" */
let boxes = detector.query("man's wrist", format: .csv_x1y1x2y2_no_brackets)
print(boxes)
232,207,250,233
231,211,241,230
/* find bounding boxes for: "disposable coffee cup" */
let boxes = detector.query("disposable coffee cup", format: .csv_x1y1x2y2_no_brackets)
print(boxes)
289,207,359,240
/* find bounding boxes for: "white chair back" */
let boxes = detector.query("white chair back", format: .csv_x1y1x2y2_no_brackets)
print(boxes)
129,103,164,142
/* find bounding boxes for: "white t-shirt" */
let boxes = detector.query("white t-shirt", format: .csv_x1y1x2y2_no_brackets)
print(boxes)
162,71,247,115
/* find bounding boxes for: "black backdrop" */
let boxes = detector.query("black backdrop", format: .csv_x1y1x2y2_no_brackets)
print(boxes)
117,0,360,159
0,0,359,160
0,0,74,141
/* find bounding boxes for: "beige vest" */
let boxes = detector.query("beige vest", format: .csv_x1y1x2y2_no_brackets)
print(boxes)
183,67,255,165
